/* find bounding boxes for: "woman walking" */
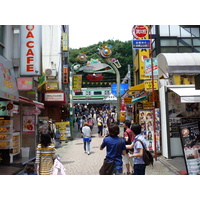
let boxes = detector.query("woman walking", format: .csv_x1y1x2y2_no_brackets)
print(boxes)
82,122,92,155
97,115,103,136
35,133,56,175
100,123,126,175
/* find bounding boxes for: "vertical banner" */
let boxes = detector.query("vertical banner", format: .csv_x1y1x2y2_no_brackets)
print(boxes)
63,65,68,84
139,109,160,151
62,33,68,51
179,122,200,175
144,58,158,76
20,25,42,76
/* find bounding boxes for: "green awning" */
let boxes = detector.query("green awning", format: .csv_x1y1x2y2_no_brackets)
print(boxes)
132,95,149,103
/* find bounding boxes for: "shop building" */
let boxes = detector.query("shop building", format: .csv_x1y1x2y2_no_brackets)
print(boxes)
130,25,200,159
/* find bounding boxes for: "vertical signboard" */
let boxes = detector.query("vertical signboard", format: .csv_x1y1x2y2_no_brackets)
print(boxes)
20,25,41,76
73,75,82,92
179,122,200,175
144,58,158,76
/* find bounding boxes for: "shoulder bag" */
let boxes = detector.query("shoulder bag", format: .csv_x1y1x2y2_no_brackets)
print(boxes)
99,138,122,175
136,139,154,166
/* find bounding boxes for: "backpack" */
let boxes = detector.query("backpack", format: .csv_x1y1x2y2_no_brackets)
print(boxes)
136,139,154,166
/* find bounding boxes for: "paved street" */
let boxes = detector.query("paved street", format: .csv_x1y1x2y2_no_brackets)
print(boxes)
57,124,178,175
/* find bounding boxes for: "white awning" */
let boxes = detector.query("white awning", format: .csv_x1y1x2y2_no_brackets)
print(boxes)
157,53,200,78
168,85,200,103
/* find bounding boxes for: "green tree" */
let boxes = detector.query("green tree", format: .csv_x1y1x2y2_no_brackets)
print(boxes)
69,40,133,87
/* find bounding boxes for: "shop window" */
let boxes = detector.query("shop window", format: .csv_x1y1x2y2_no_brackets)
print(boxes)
161,39,177,46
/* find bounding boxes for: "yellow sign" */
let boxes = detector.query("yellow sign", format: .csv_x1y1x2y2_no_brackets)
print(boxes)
143,102,153,109
124,98,132,104
62,33,68,51
144,79,158,91
55,121,70,140
73,75,82,91
46,82,58,90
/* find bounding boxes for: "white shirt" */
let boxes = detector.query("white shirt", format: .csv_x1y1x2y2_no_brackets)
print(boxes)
82,126,91,138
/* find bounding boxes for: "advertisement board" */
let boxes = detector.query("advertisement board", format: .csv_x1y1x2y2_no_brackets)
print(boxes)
179,122,200,175
55,121,71,140
20,25,42,76
111,84,128,97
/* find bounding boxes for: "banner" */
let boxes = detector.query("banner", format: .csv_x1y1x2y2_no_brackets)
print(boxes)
73,75,82,92
144,58,158,76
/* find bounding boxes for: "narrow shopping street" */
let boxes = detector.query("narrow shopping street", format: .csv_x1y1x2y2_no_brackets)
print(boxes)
57,124,178,175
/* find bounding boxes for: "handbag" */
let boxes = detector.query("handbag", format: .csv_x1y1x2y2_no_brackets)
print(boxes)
99,138,122,175
136,139,153,166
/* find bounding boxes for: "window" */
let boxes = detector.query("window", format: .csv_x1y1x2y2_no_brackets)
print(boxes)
75,92,83,95
180,27,191,37
94,91,102,95
170,25,180,37
191,27,200,37
161,39,177,46
179,39,192,46
193,38,200,46
179,46,193,53
161,47,178,53
160,25,170,36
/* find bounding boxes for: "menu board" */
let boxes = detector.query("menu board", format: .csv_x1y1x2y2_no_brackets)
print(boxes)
139,109,160,151
179,122,200,175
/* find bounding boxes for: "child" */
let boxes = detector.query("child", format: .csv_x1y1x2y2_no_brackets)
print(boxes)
24,161,37,175
103,124,109,137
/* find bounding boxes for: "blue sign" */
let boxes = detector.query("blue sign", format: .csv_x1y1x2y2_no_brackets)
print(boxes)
132,39,151,49
111,84,129,97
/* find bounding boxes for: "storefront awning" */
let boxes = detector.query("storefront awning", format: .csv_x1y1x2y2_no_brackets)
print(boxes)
168,85,200,103
19,96,44,109
132,95,149,103
129,83,144,92
157,53,200,78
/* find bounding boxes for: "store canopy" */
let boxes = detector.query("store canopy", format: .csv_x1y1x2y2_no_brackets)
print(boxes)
129,83,144,92
19,96,44,109
168,85,200,103
157,53,200,78
132,95,149,103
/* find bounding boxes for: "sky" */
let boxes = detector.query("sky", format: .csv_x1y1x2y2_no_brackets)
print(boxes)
4,0,198,50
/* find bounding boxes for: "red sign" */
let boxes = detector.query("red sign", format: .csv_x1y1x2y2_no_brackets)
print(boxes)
132,25,148,38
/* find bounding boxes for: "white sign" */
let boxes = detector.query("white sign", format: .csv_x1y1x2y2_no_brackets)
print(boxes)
20,25,41,76
44,93,65,101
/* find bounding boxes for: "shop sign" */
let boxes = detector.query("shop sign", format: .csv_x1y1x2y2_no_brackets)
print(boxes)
44,92,65,102
73,75,82,92
0,56,19,101
143,102,153,109
179,122,200,175
32,107,41,115
55,121,71,140
144,80,158,92
132,39,151,49
144,58,158,76
20,25,41,76
17,77,33,90
45,82,58,90
132,25,148,38
62,33,68,51
124,97,132,104
0,101,8,116
111,84,128,97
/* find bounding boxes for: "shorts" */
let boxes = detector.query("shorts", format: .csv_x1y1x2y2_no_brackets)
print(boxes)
122,154,130,165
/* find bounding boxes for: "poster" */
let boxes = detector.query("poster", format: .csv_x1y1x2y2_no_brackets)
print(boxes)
55,121,71,140
139,109,160,151
179,122,200,175
23,115,35,133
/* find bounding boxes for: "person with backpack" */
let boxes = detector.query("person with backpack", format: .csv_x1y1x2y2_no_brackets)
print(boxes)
126,123,147,175
123,120,135,175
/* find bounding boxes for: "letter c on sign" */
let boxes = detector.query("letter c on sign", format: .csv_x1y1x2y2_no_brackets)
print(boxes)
26,41,34,48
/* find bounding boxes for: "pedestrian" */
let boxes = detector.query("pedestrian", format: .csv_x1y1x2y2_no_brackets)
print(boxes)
103,124,109,137
35,133,56,175
127,123,147,175
87,116,94,131
106,114,114,127
80,115,86,133
76,113,82,132
24,161,37,175
82,122,92,155
97,115,103,136
100,123,126,175
123,120,135,175
90,106,95,118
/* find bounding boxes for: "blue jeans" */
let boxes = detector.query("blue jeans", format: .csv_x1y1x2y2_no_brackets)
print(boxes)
84,140,90,152
134,164,146,175
112,165,123,175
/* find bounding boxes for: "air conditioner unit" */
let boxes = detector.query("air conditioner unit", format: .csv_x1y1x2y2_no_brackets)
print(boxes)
45,68,57,77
